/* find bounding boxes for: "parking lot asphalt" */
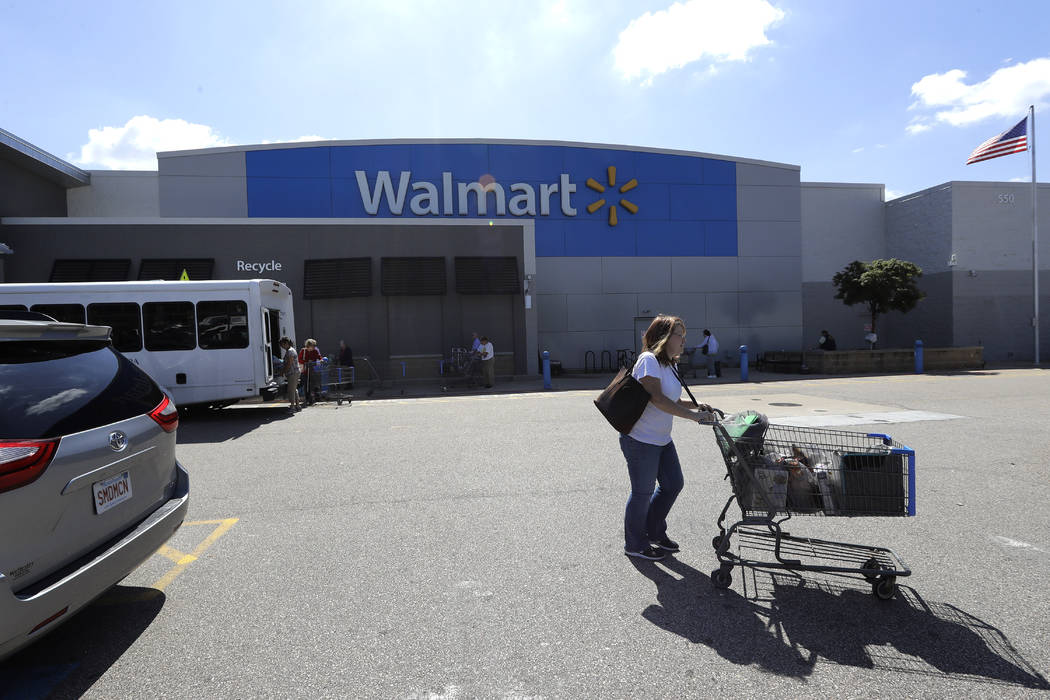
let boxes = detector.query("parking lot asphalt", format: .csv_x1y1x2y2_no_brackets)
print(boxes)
3,368,1050,699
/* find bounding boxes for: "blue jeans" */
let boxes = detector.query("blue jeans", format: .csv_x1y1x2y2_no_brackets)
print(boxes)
619,434,684,552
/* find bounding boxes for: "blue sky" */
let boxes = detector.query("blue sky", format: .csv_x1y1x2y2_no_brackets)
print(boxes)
4,0,1050,199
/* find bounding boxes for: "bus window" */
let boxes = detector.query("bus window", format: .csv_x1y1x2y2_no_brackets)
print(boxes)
197,300,249,349
87,302,143,352
30,304,86,324
143,302,196,351
0,305,29,311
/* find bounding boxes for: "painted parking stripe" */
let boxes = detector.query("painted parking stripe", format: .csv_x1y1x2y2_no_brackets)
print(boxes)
151,518,238,593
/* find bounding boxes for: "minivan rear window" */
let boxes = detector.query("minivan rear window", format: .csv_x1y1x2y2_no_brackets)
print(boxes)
0,340,163,439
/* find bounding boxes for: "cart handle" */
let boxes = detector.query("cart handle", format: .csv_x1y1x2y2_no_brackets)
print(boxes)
866,432,893,445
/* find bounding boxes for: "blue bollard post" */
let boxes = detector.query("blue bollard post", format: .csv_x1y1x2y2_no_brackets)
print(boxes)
739,345,749,382
401,361,406,378
542,350,552,390
914,339,924,374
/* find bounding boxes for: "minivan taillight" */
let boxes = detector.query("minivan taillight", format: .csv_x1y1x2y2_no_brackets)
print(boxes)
148,396,179,433
0,440,59,494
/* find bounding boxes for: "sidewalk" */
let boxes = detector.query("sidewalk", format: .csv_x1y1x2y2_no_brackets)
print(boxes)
342,366,826,401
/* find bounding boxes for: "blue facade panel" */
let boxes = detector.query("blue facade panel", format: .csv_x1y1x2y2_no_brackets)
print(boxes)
331,144,413,178
411,143,490,182
564,220,635,257
244,142,742,257
635,153,703,184
489,145,563,182
247,177,331,217
705,221,738,256
534,225,566,257
247,148,330,178
703,158,736,185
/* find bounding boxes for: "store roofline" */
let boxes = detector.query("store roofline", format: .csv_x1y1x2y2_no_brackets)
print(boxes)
157,137,801,172
0,127,91,188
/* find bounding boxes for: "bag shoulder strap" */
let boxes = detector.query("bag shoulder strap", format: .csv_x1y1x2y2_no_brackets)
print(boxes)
671,364,699,407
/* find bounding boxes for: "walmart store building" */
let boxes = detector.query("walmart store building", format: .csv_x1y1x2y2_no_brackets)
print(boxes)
2,128,1048,373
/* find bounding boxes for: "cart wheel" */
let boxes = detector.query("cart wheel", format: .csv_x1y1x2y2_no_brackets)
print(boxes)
710,566,733,589
872,576,897,600
861,557,881,582
336,399,342,406
711,535,724,551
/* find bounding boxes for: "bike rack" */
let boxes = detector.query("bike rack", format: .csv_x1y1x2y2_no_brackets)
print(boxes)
584,350,596,373
600,350,613,372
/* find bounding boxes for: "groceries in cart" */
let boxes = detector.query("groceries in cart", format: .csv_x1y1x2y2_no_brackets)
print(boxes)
707,411,916,599
718,410,908,517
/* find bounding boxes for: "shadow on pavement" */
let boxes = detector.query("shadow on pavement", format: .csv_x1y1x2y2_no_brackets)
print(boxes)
632,558,1049,689
176,404,295,444
0,586,165,699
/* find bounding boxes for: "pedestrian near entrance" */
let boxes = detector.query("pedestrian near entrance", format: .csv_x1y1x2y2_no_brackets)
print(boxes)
818,330,837,351
299,339,323,404
697,329,719,378
279,337,301,413
479,336,495,388
621,315,717,561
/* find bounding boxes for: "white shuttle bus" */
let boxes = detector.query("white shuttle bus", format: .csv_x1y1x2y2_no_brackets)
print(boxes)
0,279,295,408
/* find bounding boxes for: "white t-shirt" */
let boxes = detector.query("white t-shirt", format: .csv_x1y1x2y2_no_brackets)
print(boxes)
627,351,682,446
479,342,494,360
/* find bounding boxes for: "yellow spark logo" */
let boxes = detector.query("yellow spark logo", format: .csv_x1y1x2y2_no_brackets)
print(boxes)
585,166,639,226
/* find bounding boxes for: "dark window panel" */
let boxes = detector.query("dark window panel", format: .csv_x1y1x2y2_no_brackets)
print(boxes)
381,257,446,296
50,259,130,282
303,258,372,299
454,257,520,295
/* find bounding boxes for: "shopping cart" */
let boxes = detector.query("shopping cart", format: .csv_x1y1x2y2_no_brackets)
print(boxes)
440,346,482,391
317,360,354,406
709,411,915,600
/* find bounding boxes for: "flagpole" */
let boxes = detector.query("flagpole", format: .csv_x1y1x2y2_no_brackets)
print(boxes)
1032,104,1040,365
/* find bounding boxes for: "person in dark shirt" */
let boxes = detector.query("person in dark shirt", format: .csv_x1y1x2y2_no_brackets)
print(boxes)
818,330,837,351
337,339,354,390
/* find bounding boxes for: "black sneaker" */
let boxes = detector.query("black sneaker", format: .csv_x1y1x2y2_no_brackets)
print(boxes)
651,537,680,553
625,546,666,561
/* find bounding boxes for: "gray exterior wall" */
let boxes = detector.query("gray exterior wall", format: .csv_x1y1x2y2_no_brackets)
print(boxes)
801,183,885,350
158,152,248,217
0,221,534,375
0,156,67,217
947,181,1050,361
67,171,159,217
537,161,803,368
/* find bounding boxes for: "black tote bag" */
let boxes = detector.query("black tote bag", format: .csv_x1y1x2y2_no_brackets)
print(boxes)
593,367,651,434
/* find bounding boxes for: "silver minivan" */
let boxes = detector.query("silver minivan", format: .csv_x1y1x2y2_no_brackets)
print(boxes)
0,317,189,660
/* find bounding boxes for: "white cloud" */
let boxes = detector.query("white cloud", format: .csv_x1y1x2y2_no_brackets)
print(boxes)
614,0,784,85
910,58,1050,128
885,189,903,201
851,147,864,153
1009,177,1027,182
72,115,231,170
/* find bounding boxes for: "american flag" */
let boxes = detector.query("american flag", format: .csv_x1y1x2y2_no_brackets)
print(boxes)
966,116,1029,164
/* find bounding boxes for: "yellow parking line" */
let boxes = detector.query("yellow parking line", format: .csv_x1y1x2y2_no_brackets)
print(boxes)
151,517,238,593
156,544,191,564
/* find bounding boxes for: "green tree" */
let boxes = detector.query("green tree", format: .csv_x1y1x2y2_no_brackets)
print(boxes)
832,258,925,345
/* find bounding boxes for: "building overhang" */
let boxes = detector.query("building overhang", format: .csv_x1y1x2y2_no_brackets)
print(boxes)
0,127,91,188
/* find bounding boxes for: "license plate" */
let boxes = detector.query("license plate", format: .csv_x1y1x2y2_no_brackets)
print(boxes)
93,471,133,515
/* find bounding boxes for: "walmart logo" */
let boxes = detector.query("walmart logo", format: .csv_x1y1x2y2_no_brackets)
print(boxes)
586,166,638,226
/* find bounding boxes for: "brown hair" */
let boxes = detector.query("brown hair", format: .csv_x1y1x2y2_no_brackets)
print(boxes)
641,314,685,366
